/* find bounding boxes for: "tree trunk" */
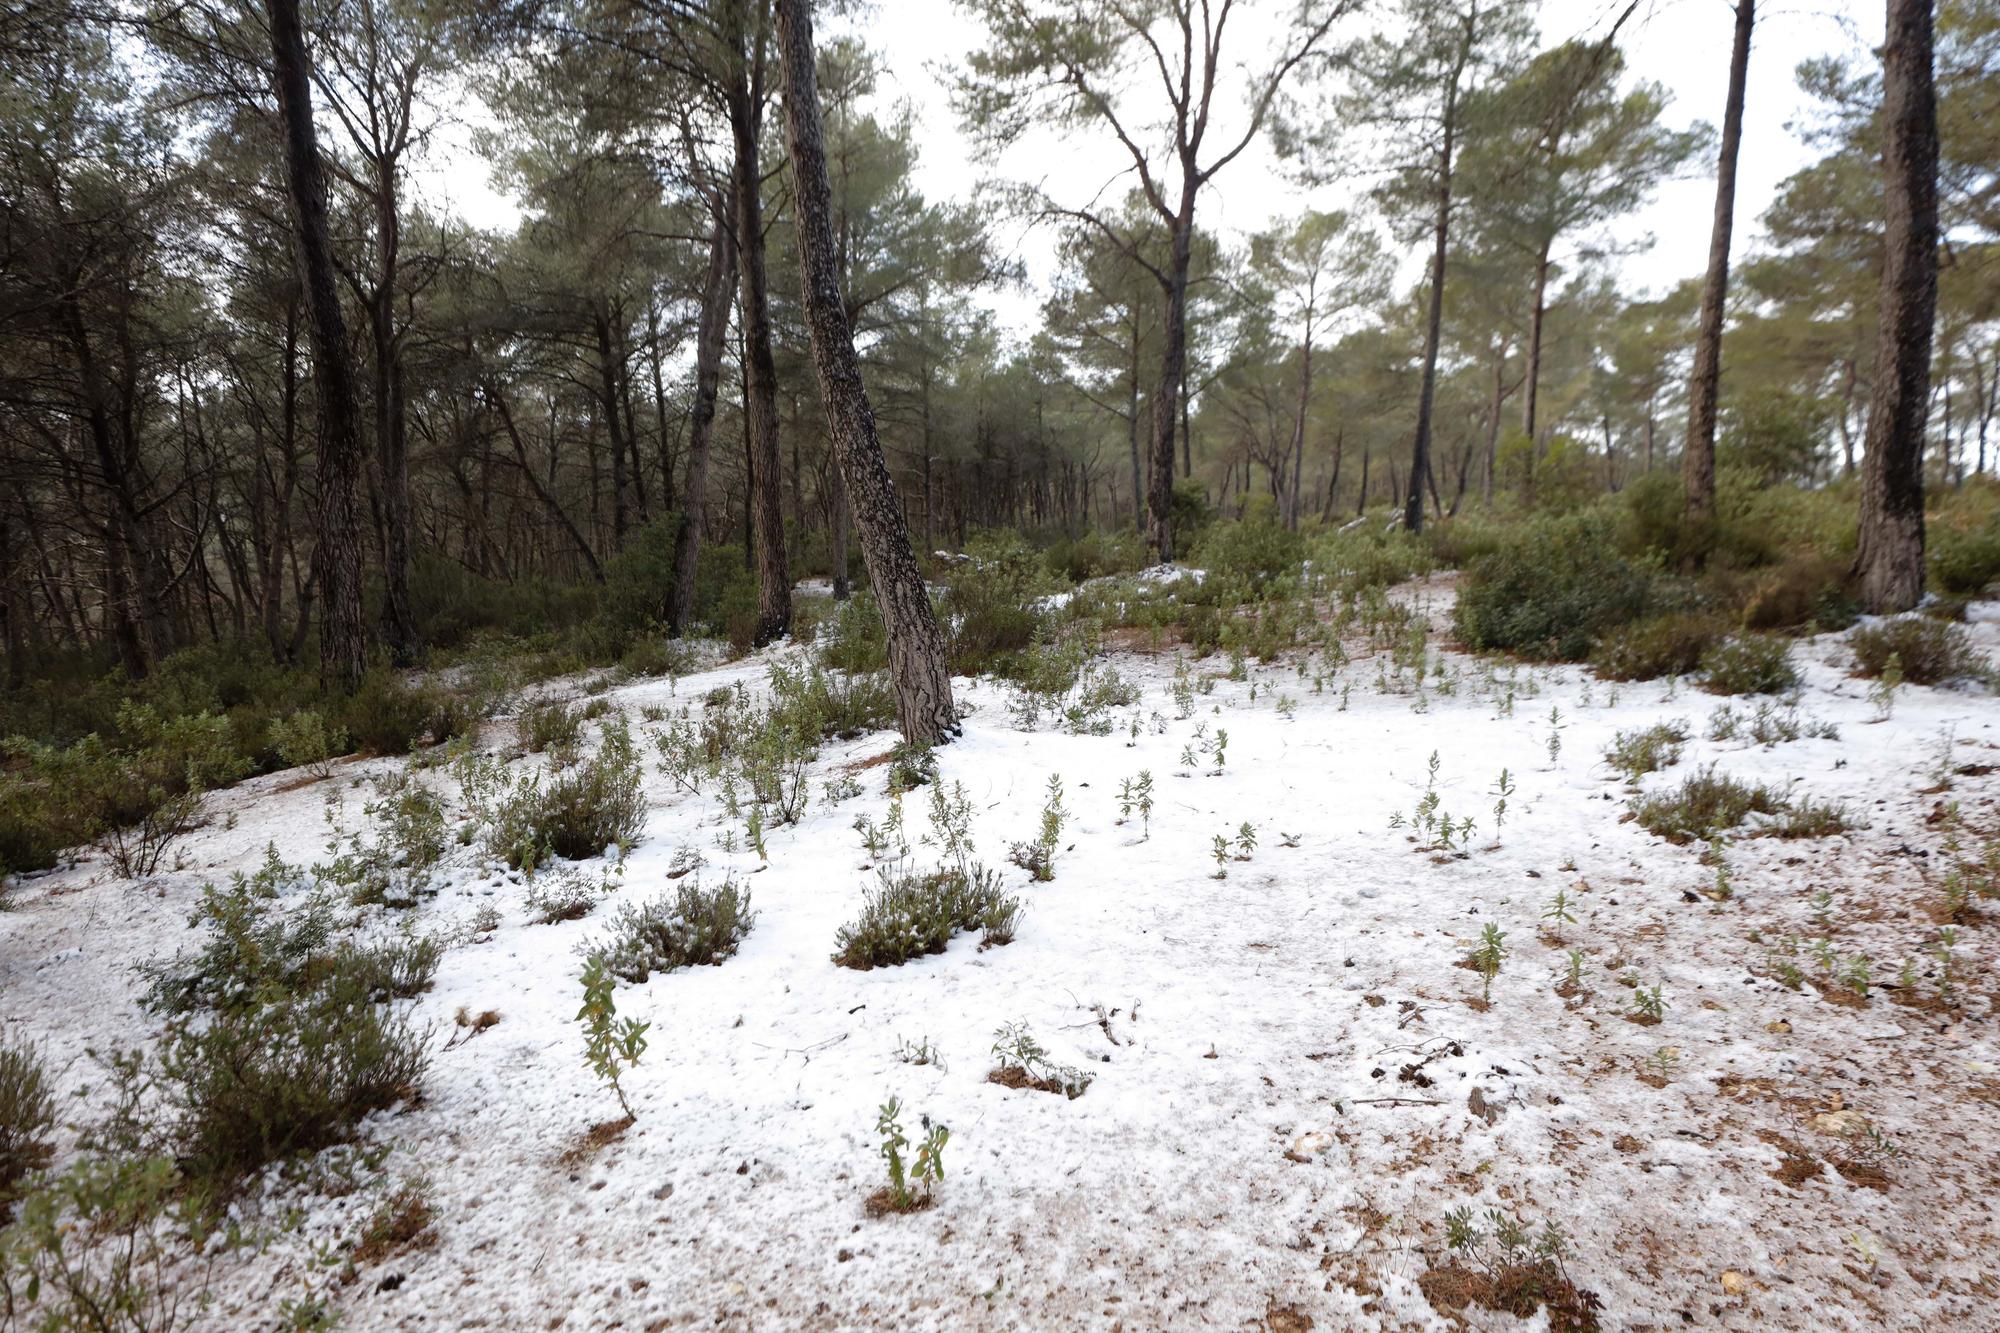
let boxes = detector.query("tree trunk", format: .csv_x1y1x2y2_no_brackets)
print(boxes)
1147,197,1196,562
727,52,792,645
371,157,417,664
1855,0,1938,613
1287,330,1312,531
1522,246,1550,441
668,209,736,635
1682,0,1754,519
775,0,956,745
267,0,367,692
1407,40,1467,537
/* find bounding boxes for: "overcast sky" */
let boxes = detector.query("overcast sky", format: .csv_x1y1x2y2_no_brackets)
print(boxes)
418,0,1884,339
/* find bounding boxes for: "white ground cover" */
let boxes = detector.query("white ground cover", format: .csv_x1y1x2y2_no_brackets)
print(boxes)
4,580,1998,1331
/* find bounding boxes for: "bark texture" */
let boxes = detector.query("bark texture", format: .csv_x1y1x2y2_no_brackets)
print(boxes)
1855,0,1938,613
774,0,956,744
267,0,368,691
1682,0,1753,520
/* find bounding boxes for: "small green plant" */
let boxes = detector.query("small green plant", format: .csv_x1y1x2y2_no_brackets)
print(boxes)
1491,768,1514,829
590,877,756,982
1211,833,1230,880
1700,634,1801,696
578,955,648,1119
1116,770,1155,839
270,709,349,780
989,1021,1092,1098
1628,765,1788,844
1439,1203,1600,1330
871,1096,947,1213
834,866,1020,969
1631,984,1667,1024
1008,774,1068,881
1469,924,1505,1004
1235,822,1258,860
1561,948,1586,994
1541,890,1576,933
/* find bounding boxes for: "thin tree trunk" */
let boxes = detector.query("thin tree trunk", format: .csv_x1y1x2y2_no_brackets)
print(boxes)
1148,195,1196,562
775,0,956,744
1855,0,1938,613
1522,246,1550,441
267,0,367,691
668,209,736,635
1682,0,1754,520
728,47,792,645
1407,28,1469,536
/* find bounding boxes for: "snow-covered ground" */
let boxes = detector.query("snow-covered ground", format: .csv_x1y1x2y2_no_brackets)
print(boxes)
4,579,1998,1331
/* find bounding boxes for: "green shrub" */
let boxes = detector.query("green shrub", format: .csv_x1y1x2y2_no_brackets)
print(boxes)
156,969,429,1188
1848,617,1991,685
522,698,582,753
1590,613,1726,681
268,708,348,778
1629,766,1787,844
816,594,890,674
487,720,645,869
340,673,483,756
1930,518,2000,595
0,1154,199,1327
938,536,1057,677
143,852,438,1016
1727,553,1860,632
589,877,756,982
1453,516,1654,661
768,658,897,742
1188,507,1305,590
0,1035,55,1221
1699,634,1800,696
1043,529,1148,583
1605,721,1690,783
833,865,1021,970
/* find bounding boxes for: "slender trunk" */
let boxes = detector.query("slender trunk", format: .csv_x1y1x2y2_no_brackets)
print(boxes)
1682,0,1754,519
728,51,792,644
1407,36,1468,536
1522,247,1550,441
267,0,367,691
776,0,956,744
371,159,416,664
668,210,737,634
1287,328,1313,531
1855,0,1938,613
488,383,604,583
1147,195,1196,562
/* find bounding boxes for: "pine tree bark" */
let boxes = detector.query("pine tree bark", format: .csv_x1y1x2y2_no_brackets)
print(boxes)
725,40,792,645
774,0,956,745
267,0,368,692
668,209,735,635
1406,14,1473,536
1146,203,1195,562
1855,0,1939,612
1682,0,1753,520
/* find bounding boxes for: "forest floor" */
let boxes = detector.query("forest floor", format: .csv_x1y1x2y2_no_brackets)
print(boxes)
4,577,1999,1332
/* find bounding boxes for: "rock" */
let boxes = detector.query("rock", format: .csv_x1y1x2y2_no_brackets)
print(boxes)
1721,1270,1748,1296
1811,1109,1868,1137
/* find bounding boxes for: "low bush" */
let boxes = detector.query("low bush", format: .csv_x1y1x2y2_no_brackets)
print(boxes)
1590,612,1725,682
1848,617,1990,685
486,720,645,869
0,1154,202,1329
1699,634,1800,696
589,876,756,982
1729,552,1860,632
155,968,429,1188
1453,516,1654,661
833,865,1021,970
1605,721,1690,783
522,698,583,754
1188,507,1305,591
268,708,349,779
340,673,484,756
1929,508,2000,596
1629,766,1788,844
0,1035,56,1221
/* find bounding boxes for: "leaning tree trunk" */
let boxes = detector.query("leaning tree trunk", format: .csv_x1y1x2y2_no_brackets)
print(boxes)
1683,0,1754,521
774,0,955,745
668,209,736,635
727,56,792,646
1855,0,1939,613
1406,154,1453,535
267,0,367,692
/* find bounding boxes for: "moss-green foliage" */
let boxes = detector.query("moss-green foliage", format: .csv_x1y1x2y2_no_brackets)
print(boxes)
487,719,645,870
833,865,1021,969
814,594,891,674
939,533,1059,678
1042,528,1149,583
1188,502,1305,592
1629,766,1789,844
1848,617,1992,685
1453,516,1655,661
1589,612,1724,681
589,877,756,982
339,671,485,757
1930,516,2000,595
1699,634,1801,696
